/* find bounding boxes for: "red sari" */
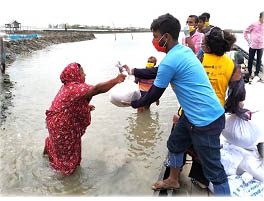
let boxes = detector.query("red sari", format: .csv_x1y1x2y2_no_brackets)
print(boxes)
45,63,93,175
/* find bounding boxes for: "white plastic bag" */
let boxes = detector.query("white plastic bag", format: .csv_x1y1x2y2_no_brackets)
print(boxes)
220,144,244,176
237,155,264,182
222,114,262,150
109,79,141,107
228,174,264,197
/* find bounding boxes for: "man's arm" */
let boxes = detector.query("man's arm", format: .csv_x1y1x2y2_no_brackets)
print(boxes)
131,84,165,108
243,24,253,44
132,67,158,79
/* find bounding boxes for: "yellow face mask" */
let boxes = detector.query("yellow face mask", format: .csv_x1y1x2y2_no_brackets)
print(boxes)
146,62,155,68
205,21,209,27
189,26,195,32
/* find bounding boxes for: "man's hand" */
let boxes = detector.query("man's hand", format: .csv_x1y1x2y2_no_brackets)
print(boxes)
121,100,131,106
122,64,130,75
184,26,190,38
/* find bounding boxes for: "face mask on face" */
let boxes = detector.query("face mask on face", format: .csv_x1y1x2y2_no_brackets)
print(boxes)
146,62,155,68
189,26,195,32
152,34,167,53
205,21,209,27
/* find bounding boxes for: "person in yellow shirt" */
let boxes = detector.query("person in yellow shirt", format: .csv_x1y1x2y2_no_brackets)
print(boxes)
187,27,247,189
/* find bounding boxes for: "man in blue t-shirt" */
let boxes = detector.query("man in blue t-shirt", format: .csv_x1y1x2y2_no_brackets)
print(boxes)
122,13,230,196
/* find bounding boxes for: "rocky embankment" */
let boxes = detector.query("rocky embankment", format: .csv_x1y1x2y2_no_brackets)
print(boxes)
0,31,95,126
5,31,95,64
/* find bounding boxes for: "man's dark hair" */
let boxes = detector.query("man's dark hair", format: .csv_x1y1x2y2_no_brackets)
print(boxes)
189,15,199,24
205,27,236,56
201,12,210,21
260,11,264,18
150,13,181,40
198,15,207,23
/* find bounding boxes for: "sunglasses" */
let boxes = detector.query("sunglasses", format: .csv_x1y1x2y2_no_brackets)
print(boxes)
205,27,224,39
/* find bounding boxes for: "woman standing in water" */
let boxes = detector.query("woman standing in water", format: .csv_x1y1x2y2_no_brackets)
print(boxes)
44,62,126,175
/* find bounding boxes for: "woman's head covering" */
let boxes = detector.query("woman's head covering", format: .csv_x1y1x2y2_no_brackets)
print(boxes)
60,62,84,84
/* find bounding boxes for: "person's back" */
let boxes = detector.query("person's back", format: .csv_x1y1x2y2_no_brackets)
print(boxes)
202,53,234,106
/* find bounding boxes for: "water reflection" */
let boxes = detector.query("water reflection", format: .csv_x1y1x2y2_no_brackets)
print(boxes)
125,110,161,160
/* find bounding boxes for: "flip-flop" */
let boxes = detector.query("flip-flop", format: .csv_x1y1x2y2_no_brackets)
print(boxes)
152,180,180,191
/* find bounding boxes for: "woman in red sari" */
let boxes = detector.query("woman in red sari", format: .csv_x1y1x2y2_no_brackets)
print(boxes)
44,62,126,175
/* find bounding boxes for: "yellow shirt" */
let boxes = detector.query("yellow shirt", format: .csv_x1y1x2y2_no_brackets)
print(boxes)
202,53,234,106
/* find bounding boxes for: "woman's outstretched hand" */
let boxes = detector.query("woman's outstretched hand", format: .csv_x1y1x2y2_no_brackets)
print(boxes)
115,73,126,83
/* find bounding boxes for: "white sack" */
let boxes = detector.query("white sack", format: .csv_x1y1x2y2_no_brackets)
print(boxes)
222,114,262,150
208,173,264,197
237,155,264,182
228,174,264,197
109,79,141,107
220,145,244,176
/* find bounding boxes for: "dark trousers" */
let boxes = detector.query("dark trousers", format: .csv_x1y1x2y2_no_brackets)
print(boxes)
167,113,230,195
248,48,263,76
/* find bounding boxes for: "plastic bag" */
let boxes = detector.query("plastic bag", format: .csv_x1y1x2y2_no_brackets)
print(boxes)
220,144,244,175
222,114,262,150
228,174,264,197
237,155,264,182
208,173,264,197
109,79,141,107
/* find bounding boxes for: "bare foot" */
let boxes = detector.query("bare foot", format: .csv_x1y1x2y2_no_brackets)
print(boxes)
152,178,180,190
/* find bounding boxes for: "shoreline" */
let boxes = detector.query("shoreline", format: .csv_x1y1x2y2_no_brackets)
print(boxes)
0,31,96,126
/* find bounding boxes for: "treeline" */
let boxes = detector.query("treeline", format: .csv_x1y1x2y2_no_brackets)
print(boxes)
47,23,150,31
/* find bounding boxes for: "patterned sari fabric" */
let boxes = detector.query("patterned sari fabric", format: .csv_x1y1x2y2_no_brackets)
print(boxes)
45,62,93,175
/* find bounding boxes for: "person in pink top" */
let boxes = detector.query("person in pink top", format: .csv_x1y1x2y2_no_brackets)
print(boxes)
243,11,264,78
182,15,204,55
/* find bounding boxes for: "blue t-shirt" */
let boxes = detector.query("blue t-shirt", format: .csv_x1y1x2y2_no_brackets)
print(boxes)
154,44,224,126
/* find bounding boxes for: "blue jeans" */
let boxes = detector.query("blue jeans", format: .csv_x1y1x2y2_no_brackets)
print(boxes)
167,113,230,196
248,48,263,76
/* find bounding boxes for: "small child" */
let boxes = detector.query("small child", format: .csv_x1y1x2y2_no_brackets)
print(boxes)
134,56,159,113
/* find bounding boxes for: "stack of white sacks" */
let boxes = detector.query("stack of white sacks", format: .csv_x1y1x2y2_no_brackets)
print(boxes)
209,82,264,197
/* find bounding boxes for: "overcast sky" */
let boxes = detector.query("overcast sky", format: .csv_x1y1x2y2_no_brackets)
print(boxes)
0,0,263,30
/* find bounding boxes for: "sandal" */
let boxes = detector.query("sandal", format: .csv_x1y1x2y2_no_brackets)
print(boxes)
152,180,180,191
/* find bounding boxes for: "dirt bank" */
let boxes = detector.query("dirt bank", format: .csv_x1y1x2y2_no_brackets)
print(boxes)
0,31,95,126
5,31,95,64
